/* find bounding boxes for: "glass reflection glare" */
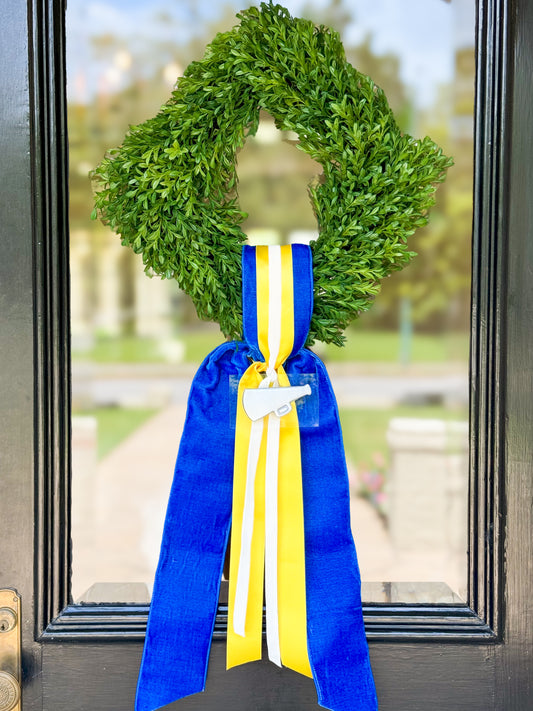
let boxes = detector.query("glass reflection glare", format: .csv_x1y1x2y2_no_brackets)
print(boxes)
68,0,474,603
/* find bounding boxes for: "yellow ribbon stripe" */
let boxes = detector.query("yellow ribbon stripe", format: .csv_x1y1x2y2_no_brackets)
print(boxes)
227,246,312,678
276,366,311,677
227,363,266,667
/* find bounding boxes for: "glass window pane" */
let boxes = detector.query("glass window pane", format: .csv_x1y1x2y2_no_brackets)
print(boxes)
68,0,475,604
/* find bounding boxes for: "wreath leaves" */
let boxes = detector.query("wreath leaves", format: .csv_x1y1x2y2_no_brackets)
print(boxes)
92,1,452,346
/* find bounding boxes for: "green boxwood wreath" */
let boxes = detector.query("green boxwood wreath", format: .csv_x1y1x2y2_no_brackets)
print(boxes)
92,1,452,346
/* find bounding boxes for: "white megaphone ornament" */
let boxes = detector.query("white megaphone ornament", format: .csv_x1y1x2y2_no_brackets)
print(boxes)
242,384,312,421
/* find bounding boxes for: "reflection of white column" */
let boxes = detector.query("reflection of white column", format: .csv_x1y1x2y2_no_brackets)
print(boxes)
246,228,281,246
445,428,470,558
134,255,174,338
96,239,123,335
387,418,468,552
70,230,93,349
453,0,475,51
289,230,318,245
71,415,98,599
253,118,280,145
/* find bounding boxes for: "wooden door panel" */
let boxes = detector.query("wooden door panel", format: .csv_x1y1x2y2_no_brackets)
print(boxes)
43,642,495,711
1,1,532,709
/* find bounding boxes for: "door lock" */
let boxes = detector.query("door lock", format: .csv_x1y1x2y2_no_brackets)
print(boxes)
0,591,21,711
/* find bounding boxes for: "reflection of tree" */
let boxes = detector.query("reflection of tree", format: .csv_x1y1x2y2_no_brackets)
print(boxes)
69,0,473,335
347,36,412,130
302,0,351,32
370,48,474,333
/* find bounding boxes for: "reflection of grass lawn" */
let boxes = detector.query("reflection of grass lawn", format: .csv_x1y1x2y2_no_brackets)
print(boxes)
180,330,226,362
72,329,469,365
72,336,165,363
182,328,470,364
74,407,158,460
339,405,468,470
325,329,469,363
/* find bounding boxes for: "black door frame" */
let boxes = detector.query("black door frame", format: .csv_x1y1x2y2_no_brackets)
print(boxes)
1,0,532,708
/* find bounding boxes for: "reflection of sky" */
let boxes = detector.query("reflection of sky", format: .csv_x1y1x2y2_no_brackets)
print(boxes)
67,0,474,107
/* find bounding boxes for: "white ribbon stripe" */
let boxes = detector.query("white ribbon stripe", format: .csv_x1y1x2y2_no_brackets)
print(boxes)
233,246,284,668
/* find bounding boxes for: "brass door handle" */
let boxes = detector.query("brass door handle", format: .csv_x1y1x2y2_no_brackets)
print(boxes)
0,591,21,711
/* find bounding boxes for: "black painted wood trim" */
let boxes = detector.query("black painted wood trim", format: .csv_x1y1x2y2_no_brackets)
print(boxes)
469,0,511,641
30,0,72,636
34,0,507,646
494,0,533,706
41,601,494,643
41,642,496,711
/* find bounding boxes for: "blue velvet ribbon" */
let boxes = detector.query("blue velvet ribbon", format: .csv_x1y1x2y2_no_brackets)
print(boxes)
135,244,378,711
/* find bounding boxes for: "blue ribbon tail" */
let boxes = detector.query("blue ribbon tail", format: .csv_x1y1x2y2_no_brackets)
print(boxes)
135,342,242,711
287,350,378,711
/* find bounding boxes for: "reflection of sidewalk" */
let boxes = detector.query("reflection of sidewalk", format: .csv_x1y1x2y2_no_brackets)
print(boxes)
72,405,187,600
72,405,466,603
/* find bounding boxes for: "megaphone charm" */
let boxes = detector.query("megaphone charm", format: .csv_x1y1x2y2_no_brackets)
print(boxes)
242,384,312,422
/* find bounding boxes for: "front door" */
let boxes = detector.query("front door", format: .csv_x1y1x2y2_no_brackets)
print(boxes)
1,0,532,709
